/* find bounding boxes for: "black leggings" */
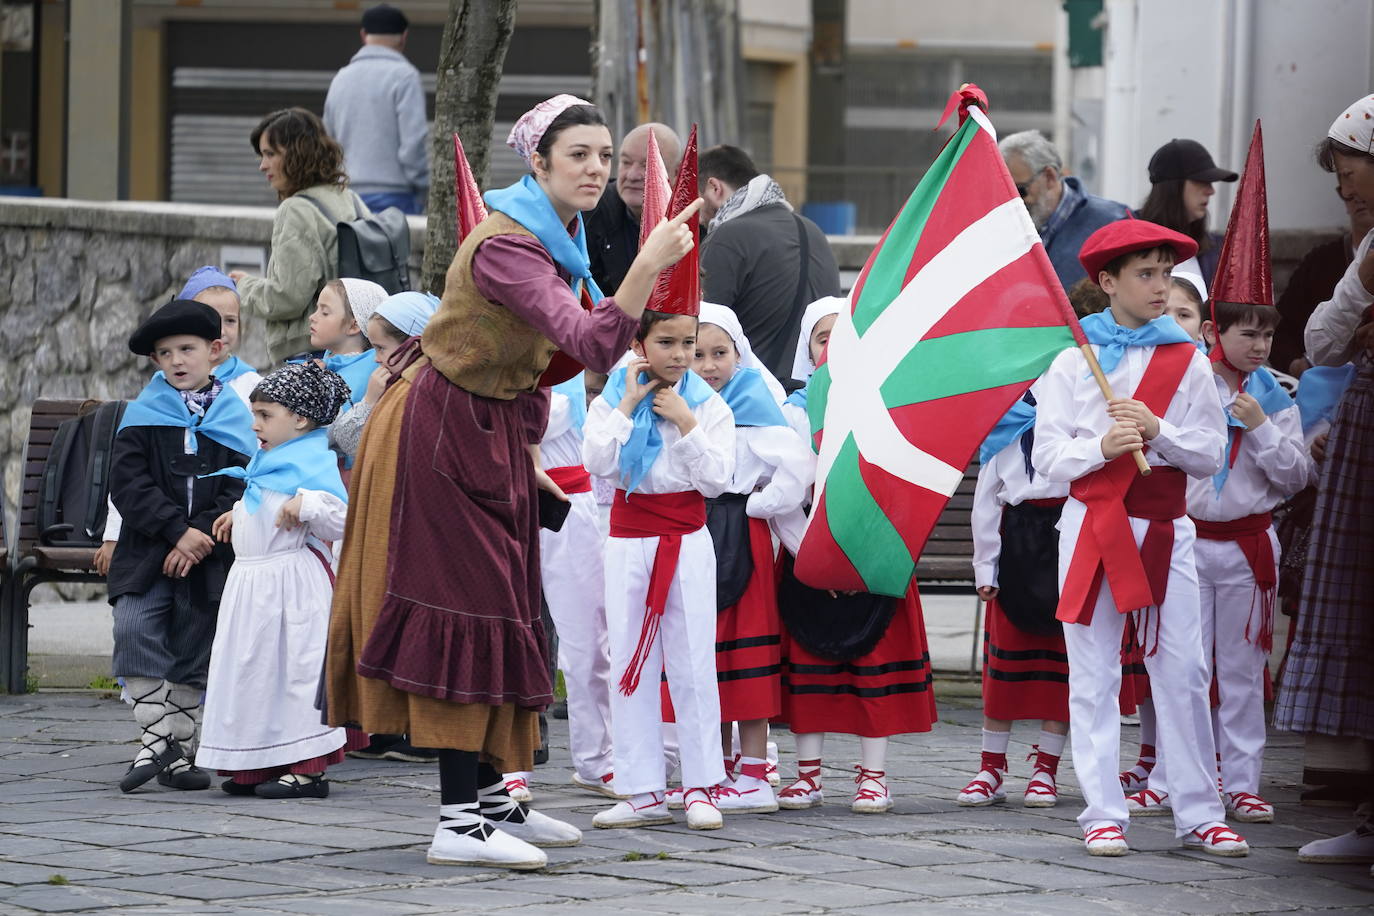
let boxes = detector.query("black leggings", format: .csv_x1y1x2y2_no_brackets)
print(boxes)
437,751,504,805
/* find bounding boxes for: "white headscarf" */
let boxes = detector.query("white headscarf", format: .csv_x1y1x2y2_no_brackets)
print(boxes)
1329,94,1374,153
791,296,846,383
1171,259,1208,303
337,278,389,343
698,302,787,404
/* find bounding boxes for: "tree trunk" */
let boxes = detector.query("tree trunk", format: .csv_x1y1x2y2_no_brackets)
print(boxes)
421,0,517,297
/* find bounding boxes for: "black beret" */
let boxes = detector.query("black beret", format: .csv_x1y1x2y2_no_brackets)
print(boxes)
129,299,222,356
361,4,408,34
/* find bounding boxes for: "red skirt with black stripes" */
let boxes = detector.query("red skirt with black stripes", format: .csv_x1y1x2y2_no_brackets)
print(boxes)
779,585,936,738
981,598,1069,722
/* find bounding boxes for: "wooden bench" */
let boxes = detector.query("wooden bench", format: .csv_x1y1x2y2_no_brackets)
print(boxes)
914,461,982,673
1,399,107,693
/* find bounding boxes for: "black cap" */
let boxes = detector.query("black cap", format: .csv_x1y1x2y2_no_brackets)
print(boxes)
1148,139,1239,184
129,300,222,356
361,4,408,35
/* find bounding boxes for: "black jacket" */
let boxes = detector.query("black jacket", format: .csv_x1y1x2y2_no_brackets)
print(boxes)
107,425,249,608
585,179,640,296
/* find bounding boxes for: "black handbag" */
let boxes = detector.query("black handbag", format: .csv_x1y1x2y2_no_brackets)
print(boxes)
706,493,754,611
996,500,1064,637
778,554,898,661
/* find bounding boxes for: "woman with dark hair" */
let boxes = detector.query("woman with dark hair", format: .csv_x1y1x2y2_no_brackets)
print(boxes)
230,107,369,364
1138,138,1238,285
1277,95,1374,870
327,95,701,870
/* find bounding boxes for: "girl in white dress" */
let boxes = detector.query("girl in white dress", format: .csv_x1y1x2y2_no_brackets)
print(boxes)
198,362,357,798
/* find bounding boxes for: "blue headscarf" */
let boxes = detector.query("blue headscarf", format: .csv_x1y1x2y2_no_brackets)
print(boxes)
1079,308,1194,374
375,291,441,338
784,385,807,410
118,372,257,457
717,368,786,428
484,175,606,304
204,428,345,515
600,367,715,492
321,350,375,406
1295,363,1357,435
552,372,587,434
1212,366,1297,494
213,355,256,384
979,391,1038,470
179,266,238,301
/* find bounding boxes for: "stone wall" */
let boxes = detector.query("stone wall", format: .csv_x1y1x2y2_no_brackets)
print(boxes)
0,195,1344,535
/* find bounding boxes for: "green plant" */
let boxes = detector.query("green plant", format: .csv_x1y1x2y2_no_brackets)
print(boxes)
88,675,118,690
622,851,643,862
47,874,69,886
655,851,670,860
25,673,40,694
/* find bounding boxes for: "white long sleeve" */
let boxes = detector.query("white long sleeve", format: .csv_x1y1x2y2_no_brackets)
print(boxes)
103,497,123,542
1033,344,1226,483
1187,392,1314,521
1306,228,1374,366
582,387,736,498
296,489,348,542
970,460,1004,590
737,425,812,521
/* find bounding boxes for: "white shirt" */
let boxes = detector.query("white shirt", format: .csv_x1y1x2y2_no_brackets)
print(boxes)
541,390,585,470
1032,343,1227,483
1305,227,1374,367
582,382,736,499
730,424,812,521
971,440,1070,590
1185,376,1314,522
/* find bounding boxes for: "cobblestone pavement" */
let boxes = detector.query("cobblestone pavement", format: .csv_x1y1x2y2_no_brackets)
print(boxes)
1,691,1371,914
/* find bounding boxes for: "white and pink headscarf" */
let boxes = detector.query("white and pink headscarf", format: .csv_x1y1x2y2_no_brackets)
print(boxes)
507,94,594,167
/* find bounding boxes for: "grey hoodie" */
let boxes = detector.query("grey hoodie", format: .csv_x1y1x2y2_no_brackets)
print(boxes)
323,45,429,195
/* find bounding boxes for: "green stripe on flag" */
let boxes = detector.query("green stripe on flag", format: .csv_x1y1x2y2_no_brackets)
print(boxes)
825,433,914,596
807,363,832,442
851,117,981,337
879,325,1076,408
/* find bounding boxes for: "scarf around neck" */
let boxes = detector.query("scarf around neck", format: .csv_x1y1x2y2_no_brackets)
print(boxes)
118,372,257,457
600,367,715,493
1079,308,1194,374
204,427,346,515
321,350,375,406
718,368,786,428
484,174,606,304
708,174,791,232
1212,365,1296,494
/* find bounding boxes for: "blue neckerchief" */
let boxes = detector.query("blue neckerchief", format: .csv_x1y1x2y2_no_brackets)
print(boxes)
484,175,606,304
600,367,715,493
1296,364,1357,435
979,393,1037,467
213,355,255,384
784,385,808,410
322,350,375,406
1212,366,1296,494
1079,308,1194,374
118,372,257,457
718,368,786,428
203,428,346,514
553,373,587,435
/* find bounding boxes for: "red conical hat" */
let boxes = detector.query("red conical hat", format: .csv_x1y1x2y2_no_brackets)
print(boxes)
646,125,700,317
1209,121,1272,309
637,129,671,250
454,132,488,243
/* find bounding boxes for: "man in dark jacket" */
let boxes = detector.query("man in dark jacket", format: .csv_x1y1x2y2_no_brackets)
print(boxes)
108,300,254,794
586,123,682,294
698,145,841,382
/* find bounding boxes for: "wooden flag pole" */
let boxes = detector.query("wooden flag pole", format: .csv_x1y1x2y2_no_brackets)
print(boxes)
1078,343,1152,476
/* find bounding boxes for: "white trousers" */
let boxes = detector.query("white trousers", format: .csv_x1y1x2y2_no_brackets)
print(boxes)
604,527,724,795
1059,502,1225,836
540,491,614,780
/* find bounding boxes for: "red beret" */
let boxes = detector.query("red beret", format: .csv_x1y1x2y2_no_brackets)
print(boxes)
1078,218,1199,286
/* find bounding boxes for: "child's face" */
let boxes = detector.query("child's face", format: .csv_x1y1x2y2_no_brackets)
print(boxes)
632,315,698,385
309,286,361,351
150,335,221,391
583,371,607,407
195,288,242,361
1204,318,1275,374
1100,251,1173,329
1164,287,1203,340
367,317,405,376
251,400,311,451
809,313,837,366
693,323,738,392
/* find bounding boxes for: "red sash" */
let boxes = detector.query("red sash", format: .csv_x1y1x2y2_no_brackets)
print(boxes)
546,464,592,495
1058,343,1196,626
1191,512,1277,652
609,489,707,696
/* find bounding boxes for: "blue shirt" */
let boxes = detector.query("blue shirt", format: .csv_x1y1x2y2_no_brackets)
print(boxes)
1040,176,1132,290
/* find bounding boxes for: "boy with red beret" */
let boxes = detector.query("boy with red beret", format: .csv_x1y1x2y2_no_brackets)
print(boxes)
1032,218,1249,857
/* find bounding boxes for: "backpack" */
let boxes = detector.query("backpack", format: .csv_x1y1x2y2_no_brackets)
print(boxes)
303,192,411,294
37,400,127,547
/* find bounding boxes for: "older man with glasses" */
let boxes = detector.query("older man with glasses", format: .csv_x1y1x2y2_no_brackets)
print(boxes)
1000,130,1131,289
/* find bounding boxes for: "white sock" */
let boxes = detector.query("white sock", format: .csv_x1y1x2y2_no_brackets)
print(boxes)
860,736,887,772
982,728,1012,756
1138,699,1157,747
794,732,824,761
630,791,665,810
1037,729,1067,758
